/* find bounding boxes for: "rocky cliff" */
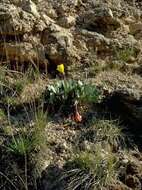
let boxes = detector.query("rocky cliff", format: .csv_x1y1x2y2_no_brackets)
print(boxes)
0,0,142,71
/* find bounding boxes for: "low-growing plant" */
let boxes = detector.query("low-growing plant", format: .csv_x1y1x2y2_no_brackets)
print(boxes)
12,80,25,95
0,66,17,99
0,65,8,84
32,109,47,149
43,80,100,114
115,47,136,62
25,65,40,82
7,135,32,156
4,96,19,106
0,68,24,100
6,108,47,157
0,108,6,120
94,120,124,147
11,66,40,95
62,145,118,190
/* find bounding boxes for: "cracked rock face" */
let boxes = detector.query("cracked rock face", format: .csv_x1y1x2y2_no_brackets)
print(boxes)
0,0,141,68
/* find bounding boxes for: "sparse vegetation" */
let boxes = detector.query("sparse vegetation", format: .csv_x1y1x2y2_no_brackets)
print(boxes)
63,144,118,190
6,108,48,157
32,109,47,149
0,64,140,190
94,120,124,147
0,108,6,120
7,135,32,156
0,0,142,189
115,47,137,62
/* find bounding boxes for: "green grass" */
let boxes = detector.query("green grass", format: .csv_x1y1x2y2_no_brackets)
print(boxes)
0,66,129,190
62,119,125,189
63,144,118,190
94,120,124,146
115,47,136,62
12,79,25,94
0,108,6,120
6,106,48,157
31,109,47,149
4,109,48,189
11,66,40,95
7,135,32,156
0,65,8,84
83,119,124,150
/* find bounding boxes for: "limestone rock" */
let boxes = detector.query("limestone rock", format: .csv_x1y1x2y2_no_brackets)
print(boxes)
0,42,45,63
58,15,76,28
78,6,121,33
21,0,40,18
0,0,141,67
130,22,142,39
42,23,78,64
0,3,35,35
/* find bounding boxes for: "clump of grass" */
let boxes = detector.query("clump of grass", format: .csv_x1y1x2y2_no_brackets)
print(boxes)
24,66,40,82
11,66,40,95
0,108,6,120
4,96,19,105
32,109,47,149
0,65,8,84
2,126,13,136
63,144,118,190
12,80,25,95
0,81,14,100
94,120,123,147
83,119,124,150
7,135,32,157
0,66,24,98
6,108,48,156
115,47,136,62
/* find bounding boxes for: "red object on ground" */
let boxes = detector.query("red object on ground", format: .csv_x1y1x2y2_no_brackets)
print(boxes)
72,112,82,122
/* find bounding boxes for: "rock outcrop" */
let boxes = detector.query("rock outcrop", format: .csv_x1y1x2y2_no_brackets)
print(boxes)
94,71,142,146
0,0,141,68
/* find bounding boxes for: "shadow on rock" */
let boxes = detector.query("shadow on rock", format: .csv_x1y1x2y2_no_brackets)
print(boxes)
37,164,65,190
102,90,142,148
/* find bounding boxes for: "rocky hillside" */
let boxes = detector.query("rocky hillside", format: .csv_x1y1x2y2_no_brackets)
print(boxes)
0,0,142,190
0,0,142,68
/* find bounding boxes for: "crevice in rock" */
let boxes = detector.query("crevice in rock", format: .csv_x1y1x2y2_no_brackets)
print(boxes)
84,19,119,34
102,91,142,148
0,34,24,43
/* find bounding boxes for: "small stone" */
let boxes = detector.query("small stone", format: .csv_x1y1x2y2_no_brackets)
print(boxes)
125,175,141,189
122,159,129,164
59,15,76,28
130,22,142,35
126,162,140,175
127,56,136,63
55,142,68,154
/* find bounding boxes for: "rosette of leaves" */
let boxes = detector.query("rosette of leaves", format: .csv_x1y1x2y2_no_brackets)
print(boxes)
42,80,99,114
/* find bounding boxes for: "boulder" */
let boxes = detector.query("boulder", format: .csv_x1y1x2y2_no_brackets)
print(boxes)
58,15,76,28
0,3,35,35
41,23,79,64
77,6,121,33
107,90,142,128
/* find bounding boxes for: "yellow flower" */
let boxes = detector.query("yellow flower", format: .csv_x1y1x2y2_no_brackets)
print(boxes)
56,64,65,74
